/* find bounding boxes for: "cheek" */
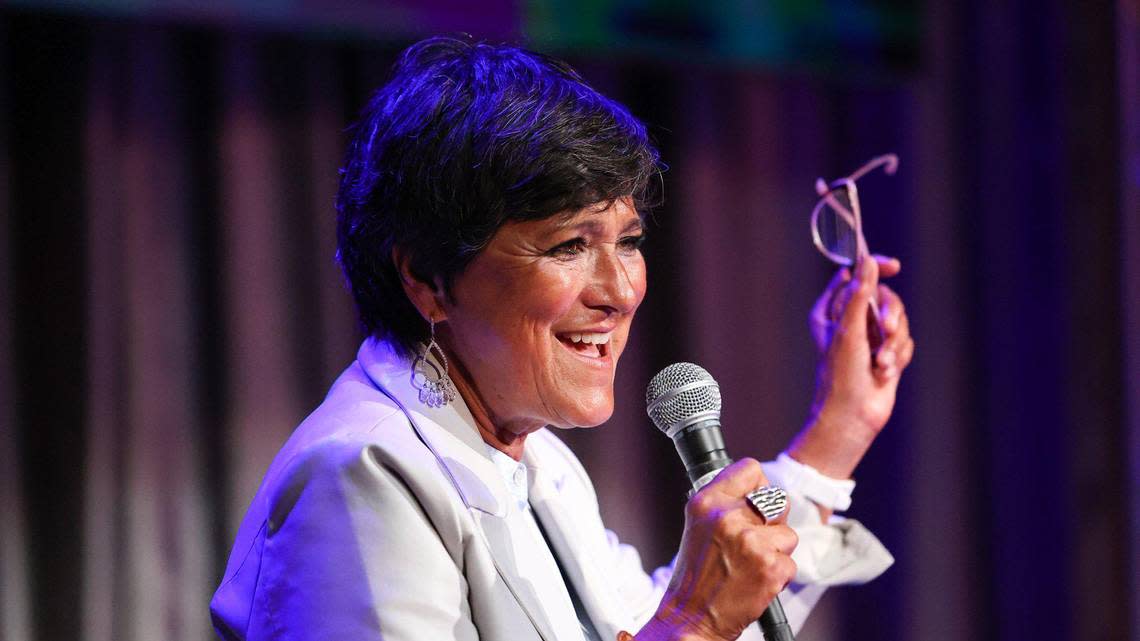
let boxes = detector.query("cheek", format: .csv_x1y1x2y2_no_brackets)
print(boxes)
620,255,649,323
473,266,571,323
630,258,648,304
509,265,586,325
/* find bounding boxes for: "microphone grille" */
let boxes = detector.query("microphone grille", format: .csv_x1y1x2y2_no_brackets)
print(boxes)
645,362,722,435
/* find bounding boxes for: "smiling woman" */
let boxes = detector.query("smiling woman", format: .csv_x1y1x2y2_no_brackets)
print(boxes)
210,35,911,641
413,199,648,454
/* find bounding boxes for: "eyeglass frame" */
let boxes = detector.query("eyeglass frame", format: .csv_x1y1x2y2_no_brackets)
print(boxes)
809,153,899,336
810,153,899,267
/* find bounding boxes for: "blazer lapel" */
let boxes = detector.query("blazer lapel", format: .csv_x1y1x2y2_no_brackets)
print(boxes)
356,338,568,641
528,463,623,641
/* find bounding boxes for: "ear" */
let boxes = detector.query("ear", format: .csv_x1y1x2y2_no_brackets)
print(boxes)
392,246,448,323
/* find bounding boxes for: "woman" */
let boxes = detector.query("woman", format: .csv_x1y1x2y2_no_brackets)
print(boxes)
211,36,913,641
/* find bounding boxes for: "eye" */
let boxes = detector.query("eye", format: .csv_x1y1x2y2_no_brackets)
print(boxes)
618,234,646,253
546,237,587,258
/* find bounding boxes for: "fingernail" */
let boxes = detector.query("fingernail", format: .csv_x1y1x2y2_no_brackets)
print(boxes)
877,350,896,367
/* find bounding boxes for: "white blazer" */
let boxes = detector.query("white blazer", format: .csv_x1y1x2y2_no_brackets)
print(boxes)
210,339,893,641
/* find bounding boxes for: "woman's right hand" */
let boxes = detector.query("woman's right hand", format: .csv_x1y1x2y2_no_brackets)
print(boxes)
637,459,799,641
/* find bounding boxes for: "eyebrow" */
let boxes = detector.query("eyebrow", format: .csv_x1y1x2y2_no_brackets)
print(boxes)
551,214,645,235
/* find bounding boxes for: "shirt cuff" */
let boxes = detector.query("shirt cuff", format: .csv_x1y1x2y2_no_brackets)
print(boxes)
766,463,894,586
762,452,855,511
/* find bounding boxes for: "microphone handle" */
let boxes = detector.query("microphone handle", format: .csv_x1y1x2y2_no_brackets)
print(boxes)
758,600,795,641
676,423,796,641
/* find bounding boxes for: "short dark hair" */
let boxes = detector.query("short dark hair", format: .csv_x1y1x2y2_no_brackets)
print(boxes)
335,36,662,357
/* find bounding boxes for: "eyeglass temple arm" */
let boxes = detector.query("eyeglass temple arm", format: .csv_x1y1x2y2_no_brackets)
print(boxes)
815,154,898,202
847,154,899,183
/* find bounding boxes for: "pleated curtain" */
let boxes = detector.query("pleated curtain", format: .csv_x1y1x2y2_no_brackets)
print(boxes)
1,4,1136,641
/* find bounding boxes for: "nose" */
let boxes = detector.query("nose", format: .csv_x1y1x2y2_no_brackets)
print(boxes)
585,245,641,315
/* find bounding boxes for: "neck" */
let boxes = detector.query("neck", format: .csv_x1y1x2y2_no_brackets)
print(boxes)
441,344,542,462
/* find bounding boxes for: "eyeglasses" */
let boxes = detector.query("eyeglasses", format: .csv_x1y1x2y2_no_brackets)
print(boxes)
810,153,899,332
810,153,898,267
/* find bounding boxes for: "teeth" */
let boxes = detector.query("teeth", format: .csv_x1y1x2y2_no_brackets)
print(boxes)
567,332,611,345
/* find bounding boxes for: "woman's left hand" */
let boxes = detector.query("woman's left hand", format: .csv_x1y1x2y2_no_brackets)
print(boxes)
788,255,915,482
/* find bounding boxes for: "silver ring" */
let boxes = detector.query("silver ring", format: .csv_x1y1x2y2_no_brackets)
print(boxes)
747,486,789,523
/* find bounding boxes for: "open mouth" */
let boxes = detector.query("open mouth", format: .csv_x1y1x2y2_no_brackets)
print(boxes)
556,331,611,359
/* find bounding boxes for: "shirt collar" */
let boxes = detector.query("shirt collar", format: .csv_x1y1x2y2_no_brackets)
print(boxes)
485,445,531,513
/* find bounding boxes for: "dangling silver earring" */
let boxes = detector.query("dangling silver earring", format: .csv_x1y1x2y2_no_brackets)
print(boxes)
411,317,457,408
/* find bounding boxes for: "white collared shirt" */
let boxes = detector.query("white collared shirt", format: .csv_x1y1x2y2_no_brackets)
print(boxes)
486,446,602,641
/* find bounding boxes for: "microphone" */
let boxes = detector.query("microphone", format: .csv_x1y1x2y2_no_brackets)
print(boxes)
646,362,795,641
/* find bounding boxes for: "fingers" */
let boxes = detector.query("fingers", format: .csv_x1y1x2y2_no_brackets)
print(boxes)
741,524,799,593
873,284,914,379
811,268,851,323
698,460,793,530
693,461,799,586
873,254,901,278
898,334,916,368
707,458,768,498
877,284,903,333
821,257,898,329
742,519,798,596
756,523,798,556
668,459,799,638
809,268,852,348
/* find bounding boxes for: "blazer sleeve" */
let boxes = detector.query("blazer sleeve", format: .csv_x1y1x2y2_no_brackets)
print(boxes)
236,436,481,641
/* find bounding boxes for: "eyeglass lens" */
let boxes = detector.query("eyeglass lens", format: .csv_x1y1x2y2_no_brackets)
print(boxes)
816,186,859,266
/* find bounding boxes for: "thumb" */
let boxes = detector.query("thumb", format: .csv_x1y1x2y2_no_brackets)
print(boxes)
838,256,879,343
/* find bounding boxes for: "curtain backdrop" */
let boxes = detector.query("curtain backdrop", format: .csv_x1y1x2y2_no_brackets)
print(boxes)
1,4,1135,641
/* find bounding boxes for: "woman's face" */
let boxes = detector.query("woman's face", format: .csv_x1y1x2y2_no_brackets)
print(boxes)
437,198,647,437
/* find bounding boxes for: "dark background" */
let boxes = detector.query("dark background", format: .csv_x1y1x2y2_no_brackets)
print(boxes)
1,2,1138,640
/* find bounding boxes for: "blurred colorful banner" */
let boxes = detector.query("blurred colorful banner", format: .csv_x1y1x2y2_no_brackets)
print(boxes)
3,0,919,71
526,0,919,73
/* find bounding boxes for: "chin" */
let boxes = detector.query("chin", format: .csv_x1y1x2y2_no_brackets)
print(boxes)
553,396,615,429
